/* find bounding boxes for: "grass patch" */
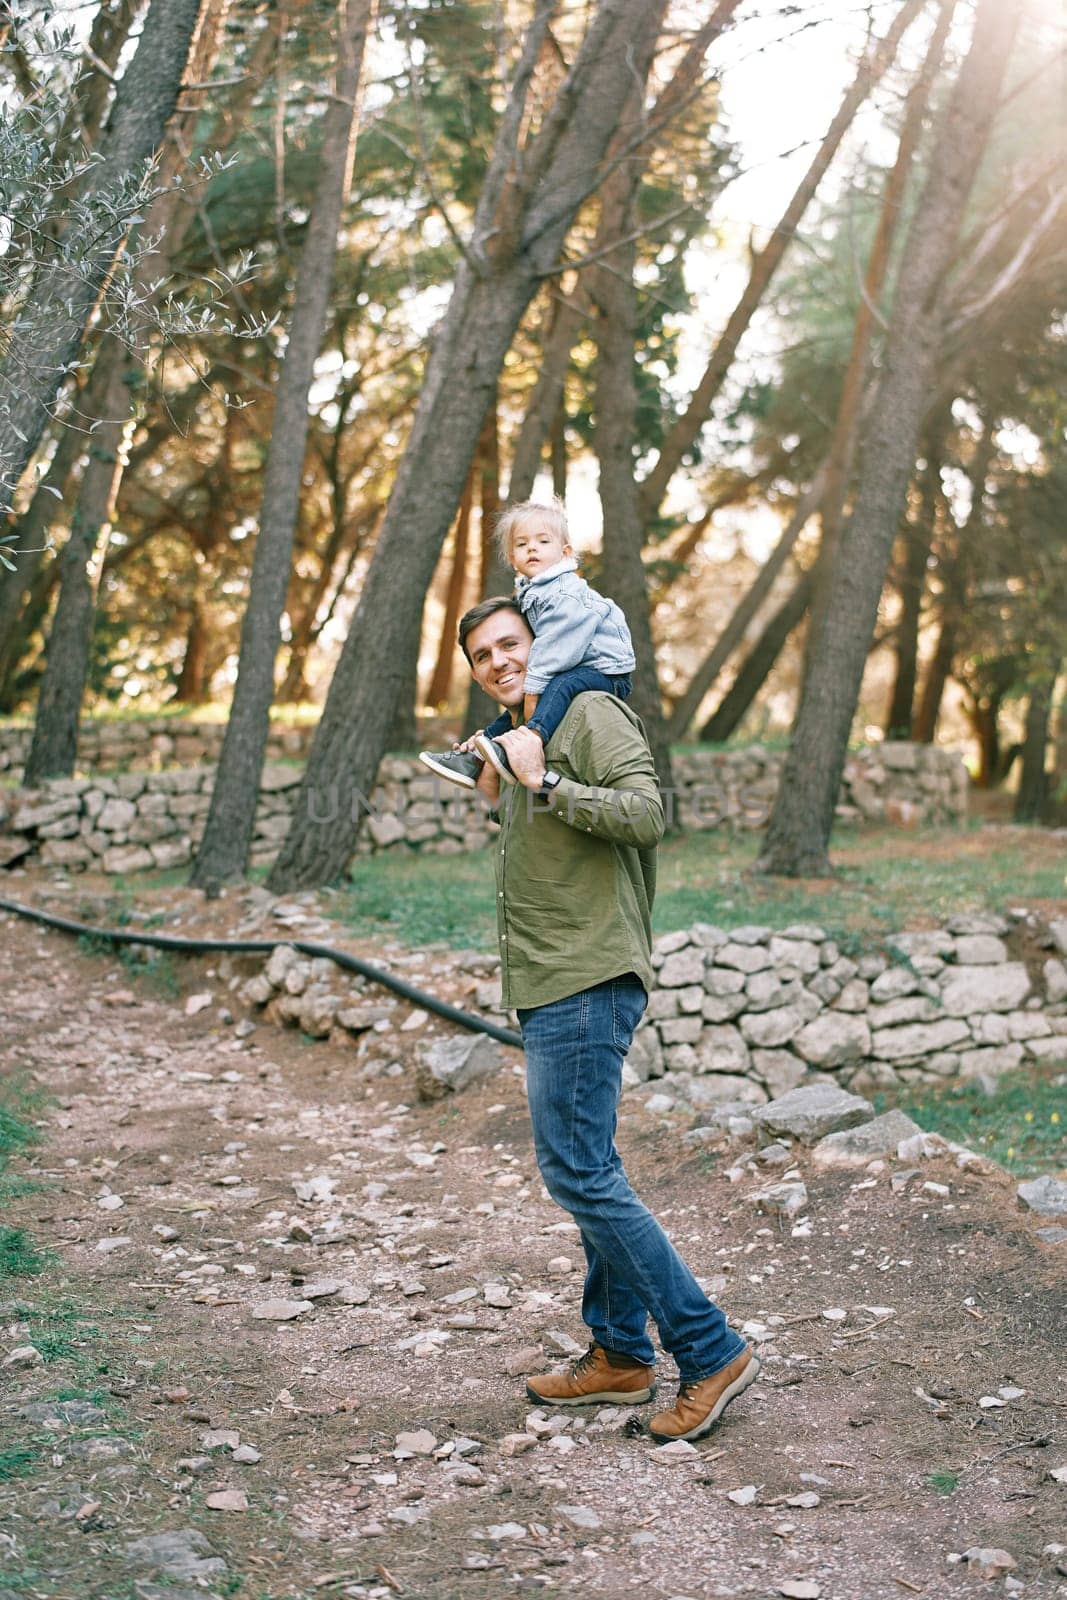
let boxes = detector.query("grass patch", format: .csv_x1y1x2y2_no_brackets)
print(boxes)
925,1469,960,1495
0,1225,48,1278
26,1304,102,1366
0,1093,39,1169
117,945,180,998
882,1065,1067,1177
0,1446,40,1482
0,1078,43,1206
337,823,1067,952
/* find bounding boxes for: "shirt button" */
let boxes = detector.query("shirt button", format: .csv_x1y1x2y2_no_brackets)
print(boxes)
498,891,503,898
501,934,507,941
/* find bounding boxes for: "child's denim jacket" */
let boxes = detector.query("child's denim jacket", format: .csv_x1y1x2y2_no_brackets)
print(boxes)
514,557,636,694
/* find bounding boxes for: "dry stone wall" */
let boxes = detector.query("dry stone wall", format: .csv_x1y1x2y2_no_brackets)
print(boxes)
236,913,1067,1111
628,912,1067,1109
0,738,968,874
0,717,311,775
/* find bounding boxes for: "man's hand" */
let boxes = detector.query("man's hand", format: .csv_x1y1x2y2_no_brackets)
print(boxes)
497,725,547,791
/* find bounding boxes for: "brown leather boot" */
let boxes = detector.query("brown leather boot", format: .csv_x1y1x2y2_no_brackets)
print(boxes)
649,1347,759,1442
525,1343,656,1407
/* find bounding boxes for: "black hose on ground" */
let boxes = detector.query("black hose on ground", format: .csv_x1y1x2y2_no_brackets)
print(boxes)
0,895,523,1050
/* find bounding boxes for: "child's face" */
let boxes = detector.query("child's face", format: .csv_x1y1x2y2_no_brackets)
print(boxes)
510,519,572,579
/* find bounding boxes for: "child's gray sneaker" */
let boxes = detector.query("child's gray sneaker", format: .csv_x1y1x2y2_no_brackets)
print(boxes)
418,748,482,789
473,733,517,785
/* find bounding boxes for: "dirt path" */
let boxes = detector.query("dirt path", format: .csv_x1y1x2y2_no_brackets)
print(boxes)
1,890,1065,1600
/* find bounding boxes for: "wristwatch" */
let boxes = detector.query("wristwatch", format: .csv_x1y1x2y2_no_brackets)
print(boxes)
537,768,562,799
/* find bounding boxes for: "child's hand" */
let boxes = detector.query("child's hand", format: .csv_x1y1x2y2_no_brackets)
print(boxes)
453,730,483,754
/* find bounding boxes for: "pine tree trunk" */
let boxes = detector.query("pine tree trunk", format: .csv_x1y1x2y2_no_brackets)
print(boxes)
269,0,676,891
0,0,210,512
192,0,376,891
463,403,505,735
668,470,827,739
0,409,85,680
22,356,135,782
1014,668,1059,822
912,423,992,742
757,0,1021,876
638,0,927,521
590,162,674,793
507,291,587,503
672,1,953,743
386,655,419,752
19,0,231,780
804,0,954,666
174,603,211,705
883,520,928,740
700,575,814,743
970,696,1004,790
549,405,567,497
912,616,954,743
884,438,943,738
503,0,740,515
425,471,475,709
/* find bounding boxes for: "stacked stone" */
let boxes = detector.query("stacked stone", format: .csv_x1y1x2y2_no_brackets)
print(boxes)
0,718,312,776
0,758,497,872
0,739,971,873
630,913,1067,1105
671,740,967,830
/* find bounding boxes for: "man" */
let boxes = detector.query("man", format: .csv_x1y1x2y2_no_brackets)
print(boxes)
457,595,759,1444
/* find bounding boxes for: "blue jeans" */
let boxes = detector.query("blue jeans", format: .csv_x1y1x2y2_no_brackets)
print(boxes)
517,974,746,1382
484,668,632,746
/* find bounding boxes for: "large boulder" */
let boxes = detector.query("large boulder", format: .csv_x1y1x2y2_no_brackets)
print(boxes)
810,1109,925,1168
752,1082,873,1144
416,1034,502,1100
1017,1175,1067,1217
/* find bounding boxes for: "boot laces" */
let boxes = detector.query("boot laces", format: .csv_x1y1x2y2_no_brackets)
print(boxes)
572,1343,601,1376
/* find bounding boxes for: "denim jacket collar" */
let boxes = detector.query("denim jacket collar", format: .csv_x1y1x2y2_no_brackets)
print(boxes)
514,555,579,600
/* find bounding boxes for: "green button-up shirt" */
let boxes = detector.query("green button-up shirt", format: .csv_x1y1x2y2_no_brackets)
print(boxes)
494,693,664,1010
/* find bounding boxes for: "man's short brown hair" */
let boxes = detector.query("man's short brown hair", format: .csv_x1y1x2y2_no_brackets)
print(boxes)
457,596,530,664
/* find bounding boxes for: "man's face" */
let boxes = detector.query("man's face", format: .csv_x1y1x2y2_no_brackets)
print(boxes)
465,608,532,707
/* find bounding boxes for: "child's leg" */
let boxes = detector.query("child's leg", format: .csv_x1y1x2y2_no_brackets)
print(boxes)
524,667,627,746
483,709,513,740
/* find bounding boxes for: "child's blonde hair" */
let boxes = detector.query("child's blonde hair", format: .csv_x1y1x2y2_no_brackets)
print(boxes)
494,496,571,562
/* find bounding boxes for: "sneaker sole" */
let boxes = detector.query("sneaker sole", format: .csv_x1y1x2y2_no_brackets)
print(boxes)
473,734,517,785
525,1382,656,1407
417,752,478,789
649,1355,761,1443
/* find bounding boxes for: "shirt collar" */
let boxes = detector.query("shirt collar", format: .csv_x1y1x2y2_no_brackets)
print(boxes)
515,555,578,594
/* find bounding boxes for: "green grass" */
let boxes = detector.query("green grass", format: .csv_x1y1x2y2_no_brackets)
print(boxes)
0,1447,40,1482
117,945,180,997
0,1094,39,1168
0,1226,48,1279
26,1304,102,1366
882,1065,1066,1177
336,822,1066,952
0,1079,43,1208
925,1469,960,1495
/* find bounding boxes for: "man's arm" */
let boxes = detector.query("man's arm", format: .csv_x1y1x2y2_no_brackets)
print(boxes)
505,701,665,848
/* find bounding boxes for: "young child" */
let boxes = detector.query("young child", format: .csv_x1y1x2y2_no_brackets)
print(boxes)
419,497,636,789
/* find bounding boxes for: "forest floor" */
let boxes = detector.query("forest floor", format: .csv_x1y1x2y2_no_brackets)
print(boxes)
1,868,1065,1600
